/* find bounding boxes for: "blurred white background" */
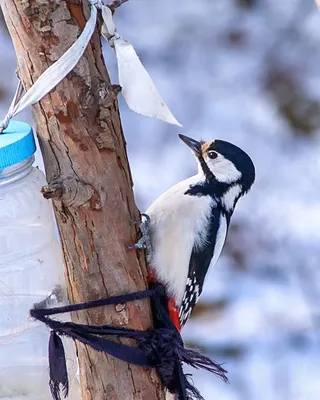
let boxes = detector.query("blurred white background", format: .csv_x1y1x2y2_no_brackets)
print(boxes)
1,1,320,399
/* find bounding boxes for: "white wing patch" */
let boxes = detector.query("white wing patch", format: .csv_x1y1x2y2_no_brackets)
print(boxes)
209,214,228,271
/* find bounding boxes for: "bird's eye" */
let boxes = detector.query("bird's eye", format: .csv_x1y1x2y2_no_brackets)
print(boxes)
208,151,217,159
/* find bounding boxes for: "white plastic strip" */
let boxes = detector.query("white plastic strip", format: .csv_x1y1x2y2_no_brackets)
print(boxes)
0,4,98,133
101,5,182,127
0,80,24,133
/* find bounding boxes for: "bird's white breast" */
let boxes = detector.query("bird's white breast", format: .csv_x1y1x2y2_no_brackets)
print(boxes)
146,175,218,305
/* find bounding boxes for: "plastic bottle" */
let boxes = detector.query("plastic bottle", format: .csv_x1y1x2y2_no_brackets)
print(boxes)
0,121,78,399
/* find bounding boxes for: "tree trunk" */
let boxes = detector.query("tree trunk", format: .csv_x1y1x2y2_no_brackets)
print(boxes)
1,1,165,399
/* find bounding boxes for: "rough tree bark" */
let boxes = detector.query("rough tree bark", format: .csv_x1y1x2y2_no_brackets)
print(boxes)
1,1,165,399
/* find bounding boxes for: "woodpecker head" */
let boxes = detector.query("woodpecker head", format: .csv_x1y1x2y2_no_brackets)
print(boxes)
179,134,255,210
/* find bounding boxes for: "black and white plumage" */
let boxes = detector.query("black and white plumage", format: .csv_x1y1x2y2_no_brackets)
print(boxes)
144,134,255,330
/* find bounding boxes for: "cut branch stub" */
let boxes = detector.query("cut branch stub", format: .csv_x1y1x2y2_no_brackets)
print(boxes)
97,83,122,108
41,179,103,209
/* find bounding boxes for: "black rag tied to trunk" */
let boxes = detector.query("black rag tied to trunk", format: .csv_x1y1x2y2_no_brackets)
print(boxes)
30,284,228,400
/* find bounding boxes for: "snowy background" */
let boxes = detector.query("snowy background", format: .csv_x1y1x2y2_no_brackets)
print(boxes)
1,0,320,399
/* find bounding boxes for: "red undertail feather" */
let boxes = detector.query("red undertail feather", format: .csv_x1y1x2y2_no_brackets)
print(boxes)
167,298,181,332
147,268,181,331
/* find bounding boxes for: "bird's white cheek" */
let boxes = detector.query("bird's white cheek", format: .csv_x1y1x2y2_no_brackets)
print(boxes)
205,155,242,183
203,157,216,172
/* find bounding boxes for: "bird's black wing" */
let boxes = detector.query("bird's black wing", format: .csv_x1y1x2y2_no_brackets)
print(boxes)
179,205,226,327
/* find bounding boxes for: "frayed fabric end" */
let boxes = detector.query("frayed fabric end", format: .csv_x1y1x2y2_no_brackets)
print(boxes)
139,326,228,399
31,284,227,400
48,331,69,400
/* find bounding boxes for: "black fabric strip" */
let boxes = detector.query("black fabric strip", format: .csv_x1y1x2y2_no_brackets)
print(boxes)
31,287,158,317
30,284,228,400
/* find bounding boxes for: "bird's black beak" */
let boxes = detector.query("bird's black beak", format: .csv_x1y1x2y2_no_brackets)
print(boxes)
179,134,201,157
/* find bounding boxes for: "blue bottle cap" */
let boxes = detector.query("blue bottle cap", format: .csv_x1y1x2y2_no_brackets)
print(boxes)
0,120,36,169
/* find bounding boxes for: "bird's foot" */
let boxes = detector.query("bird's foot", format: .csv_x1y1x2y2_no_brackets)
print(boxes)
128,213,151,251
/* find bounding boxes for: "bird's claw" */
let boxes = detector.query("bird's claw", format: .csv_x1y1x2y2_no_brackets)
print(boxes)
129,214,152,251
128,239,148,250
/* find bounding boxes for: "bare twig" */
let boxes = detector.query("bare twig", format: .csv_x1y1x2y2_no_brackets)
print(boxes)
108,0,129,12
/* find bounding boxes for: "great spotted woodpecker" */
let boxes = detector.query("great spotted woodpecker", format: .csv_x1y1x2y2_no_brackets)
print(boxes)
134,134,255,331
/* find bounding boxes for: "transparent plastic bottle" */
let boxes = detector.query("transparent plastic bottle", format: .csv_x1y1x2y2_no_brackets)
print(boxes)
0,121,79,399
